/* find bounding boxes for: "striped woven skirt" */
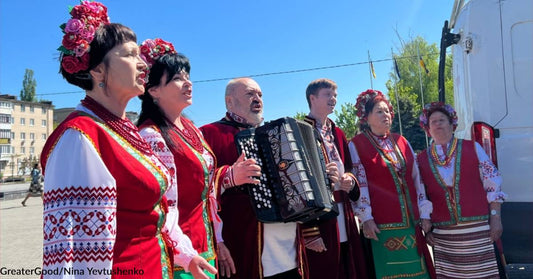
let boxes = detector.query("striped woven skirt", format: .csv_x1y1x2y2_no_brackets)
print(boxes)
432,221,499,279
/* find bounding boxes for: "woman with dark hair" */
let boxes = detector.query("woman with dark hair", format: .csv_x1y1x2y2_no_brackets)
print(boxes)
41,2,174,278
137,38,258,279
418,102,505,278
348,89,435,279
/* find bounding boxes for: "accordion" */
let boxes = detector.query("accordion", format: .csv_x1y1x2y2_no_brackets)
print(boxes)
235,117,338,223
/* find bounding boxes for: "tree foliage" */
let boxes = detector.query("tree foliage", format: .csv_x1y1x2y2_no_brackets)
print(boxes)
385,36,454,151
294,112,307,121
20,69,37,102
334,102,358,140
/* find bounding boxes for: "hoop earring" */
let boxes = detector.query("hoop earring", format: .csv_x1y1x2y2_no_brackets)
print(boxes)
153,98,159,105
98,82,105,88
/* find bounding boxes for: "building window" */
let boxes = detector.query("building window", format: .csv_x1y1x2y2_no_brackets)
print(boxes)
21,147,25,153
29,147,35,154
0,145,11,155
0,114,10,124
11,117,14,124
42,133,47,140
29,119,34,126
20,118,25,125
20,132,25,140
11,146,14,154
30,105,34,113
42,107,47,114
42,119,46,127
30,133,35,140
11,132,15,139
0,102,11,108
0,129,10,138
20,104,25,112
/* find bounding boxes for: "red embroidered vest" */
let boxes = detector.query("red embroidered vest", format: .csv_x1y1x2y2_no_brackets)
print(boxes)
418,139,489,227
41,112,172,276
166,118,216,260
351,133,420,228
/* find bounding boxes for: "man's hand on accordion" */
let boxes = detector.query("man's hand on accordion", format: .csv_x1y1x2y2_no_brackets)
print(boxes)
339,174,356,193
325,162,339,189
232,152,262,186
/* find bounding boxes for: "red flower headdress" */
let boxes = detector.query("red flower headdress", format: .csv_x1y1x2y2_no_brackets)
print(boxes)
58,1,110,74
419,101,458,132
139,38,177,69
354,89,394,124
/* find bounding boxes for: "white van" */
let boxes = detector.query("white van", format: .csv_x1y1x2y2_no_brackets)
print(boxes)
439,0,533,273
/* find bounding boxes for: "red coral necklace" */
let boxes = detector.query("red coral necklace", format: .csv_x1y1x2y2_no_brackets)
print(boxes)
81,96,153,155
168,118,204,153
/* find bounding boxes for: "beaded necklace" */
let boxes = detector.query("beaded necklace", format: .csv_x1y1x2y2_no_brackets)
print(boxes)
430,137,458,167
168,117,204,153
81,96,153,155
365,130,401,166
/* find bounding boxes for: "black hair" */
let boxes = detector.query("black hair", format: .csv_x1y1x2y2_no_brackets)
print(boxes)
137,53,191,149
60,23,137,90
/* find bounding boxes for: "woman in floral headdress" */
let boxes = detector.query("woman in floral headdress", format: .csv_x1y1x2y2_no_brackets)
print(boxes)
41,1,174,278
137,38,259,279
348,89,435,279
418,102,506,278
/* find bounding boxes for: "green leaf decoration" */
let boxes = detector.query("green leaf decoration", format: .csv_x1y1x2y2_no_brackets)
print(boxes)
57,46,72,55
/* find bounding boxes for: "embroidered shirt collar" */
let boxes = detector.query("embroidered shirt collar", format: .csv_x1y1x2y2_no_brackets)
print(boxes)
226,112,255,128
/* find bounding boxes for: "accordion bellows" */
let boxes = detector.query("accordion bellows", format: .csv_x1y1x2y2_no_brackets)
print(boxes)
235,117,338,223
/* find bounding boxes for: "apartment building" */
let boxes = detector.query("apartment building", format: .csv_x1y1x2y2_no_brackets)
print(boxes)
0,95,54,178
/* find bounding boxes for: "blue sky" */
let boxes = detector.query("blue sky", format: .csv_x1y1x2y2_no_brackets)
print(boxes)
0,0,454,127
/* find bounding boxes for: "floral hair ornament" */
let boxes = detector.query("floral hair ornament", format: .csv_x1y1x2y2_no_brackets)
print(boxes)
58,1,110,74
139,38,177,69
354,89,394,124
419,101,458,132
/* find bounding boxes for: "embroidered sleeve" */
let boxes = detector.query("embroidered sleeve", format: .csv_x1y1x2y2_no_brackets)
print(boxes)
213,165,235,197
139,127,198,271
407,143,432,219
474,142,506,203
43,129,116,277
348,141,373,222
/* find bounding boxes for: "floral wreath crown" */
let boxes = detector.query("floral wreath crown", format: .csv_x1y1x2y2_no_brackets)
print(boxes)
58,1,110,74
354,89,394,123
419,101,458,131
139,38,177,69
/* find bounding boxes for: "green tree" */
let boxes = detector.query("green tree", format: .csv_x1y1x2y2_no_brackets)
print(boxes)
20,69,37,102
385,36,454,151
333,102,358,140
388,85,428,152
294,112,306,121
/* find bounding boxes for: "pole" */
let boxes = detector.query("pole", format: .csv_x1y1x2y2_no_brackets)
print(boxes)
391,48,403,136
367,50,373,89
417,44,429,148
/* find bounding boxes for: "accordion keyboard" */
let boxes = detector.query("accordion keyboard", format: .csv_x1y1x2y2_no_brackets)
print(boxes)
237,136,273,209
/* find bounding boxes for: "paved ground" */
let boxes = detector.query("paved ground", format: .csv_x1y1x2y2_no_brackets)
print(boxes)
0,188,530,278
0,197,43,278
